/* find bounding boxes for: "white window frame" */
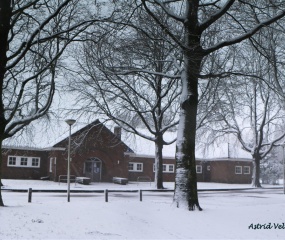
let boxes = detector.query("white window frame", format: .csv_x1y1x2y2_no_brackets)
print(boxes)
196,165,202,174
153,164,175,173
49,158,53,172
7,155,41,168
244,166,250,174
32,158,40,167
128,162,143,172
20,157,28,166
235,166,242,174
128,163,134,171
168,164,174,173
8,156,16,166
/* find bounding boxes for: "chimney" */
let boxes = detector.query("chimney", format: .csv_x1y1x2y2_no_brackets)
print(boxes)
114,126,121,140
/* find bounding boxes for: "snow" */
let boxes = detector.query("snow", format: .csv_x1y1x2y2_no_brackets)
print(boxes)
1,180,285,239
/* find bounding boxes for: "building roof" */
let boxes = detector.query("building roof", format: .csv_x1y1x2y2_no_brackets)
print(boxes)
196,157,252,162
2,145,65,152
3,119,252,160
53,119,134,153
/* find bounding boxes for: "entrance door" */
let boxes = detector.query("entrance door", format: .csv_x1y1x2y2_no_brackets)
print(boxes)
84,158,102,182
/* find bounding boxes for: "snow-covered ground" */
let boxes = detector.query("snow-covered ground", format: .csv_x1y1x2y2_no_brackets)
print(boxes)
1,180,284,239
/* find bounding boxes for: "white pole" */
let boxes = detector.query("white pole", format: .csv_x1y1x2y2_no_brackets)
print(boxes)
67,124,71,202
65,119,76,202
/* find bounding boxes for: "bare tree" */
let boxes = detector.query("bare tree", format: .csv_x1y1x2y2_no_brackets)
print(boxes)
66,8,181,189
261,146,283,185
137,0,285,210
0,0,110,207
196,4,285,188
208,70,285,187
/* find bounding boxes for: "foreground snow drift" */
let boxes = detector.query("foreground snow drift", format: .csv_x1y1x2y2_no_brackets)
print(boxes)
0,180,284,239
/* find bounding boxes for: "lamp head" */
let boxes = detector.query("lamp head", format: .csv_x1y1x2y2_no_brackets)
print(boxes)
65,119,76,126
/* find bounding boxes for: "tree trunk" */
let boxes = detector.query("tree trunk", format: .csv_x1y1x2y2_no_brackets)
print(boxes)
0,0,10,77
154,135,164,189
0,0,11,207
252,154,262,188
172,1,204,210
174,94,202,210
174,45,203,210
0,0,12,207
0,139,4,206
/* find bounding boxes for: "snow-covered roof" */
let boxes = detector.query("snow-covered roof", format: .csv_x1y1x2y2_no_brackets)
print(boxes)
125,152,175,159
3,119,252,159
196,157,252,162
2,145,65,152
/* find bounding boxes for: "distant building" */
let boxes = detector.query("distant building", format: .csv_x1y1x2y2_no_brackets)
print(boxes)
195,158,252,184
1,120,252,184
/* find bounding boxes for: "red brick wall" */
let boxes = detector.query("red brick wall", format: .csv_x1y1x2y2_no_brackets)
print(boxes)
195,161,211,182
182,159,252,184
51,148,128,182
1,122,253,185
125,154,176,182
1,148,48,179
51,122,130,182
208,160,252,184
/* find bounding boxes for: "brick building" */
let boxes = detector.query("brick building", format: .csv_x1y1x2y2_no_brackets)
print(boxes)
1,120,252,184
195,158,252,184
2,146,50,180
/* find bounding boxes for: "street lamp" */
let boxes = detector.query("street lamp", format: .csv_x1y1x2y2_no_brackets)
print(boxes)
65,119,76,202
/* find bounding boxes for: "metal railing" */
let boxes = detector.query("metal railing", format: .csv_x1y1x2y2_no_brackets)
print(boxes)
2,187,283,203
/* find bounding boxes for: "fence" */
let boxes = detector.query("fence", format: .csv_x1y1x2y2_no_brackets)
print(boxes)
4,186,278,203
4,188,175,203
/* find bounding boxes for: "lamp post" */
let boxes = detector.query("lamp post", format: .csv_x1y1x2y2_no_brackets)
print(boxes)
65,119,76,202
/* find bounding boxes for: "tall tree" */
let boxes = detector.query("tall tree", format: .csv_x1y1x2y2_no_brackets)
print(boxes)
0,0,109,207
65,8,181,189
211,75,285,187
139,0,285,210
199,10,285,188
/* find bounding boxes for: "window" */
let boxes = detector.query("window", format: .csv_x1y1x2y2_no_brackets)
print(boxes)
168,165,174,172
128,163,134,171
235,166,242,174
207,166,210,171
137,163,143,171
128,162,143,172
32,158,40,167
153,164,175,173
7,156,40,168
196,165,202,174
21,157,28,166
244,166,250,174
8,156,16,166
